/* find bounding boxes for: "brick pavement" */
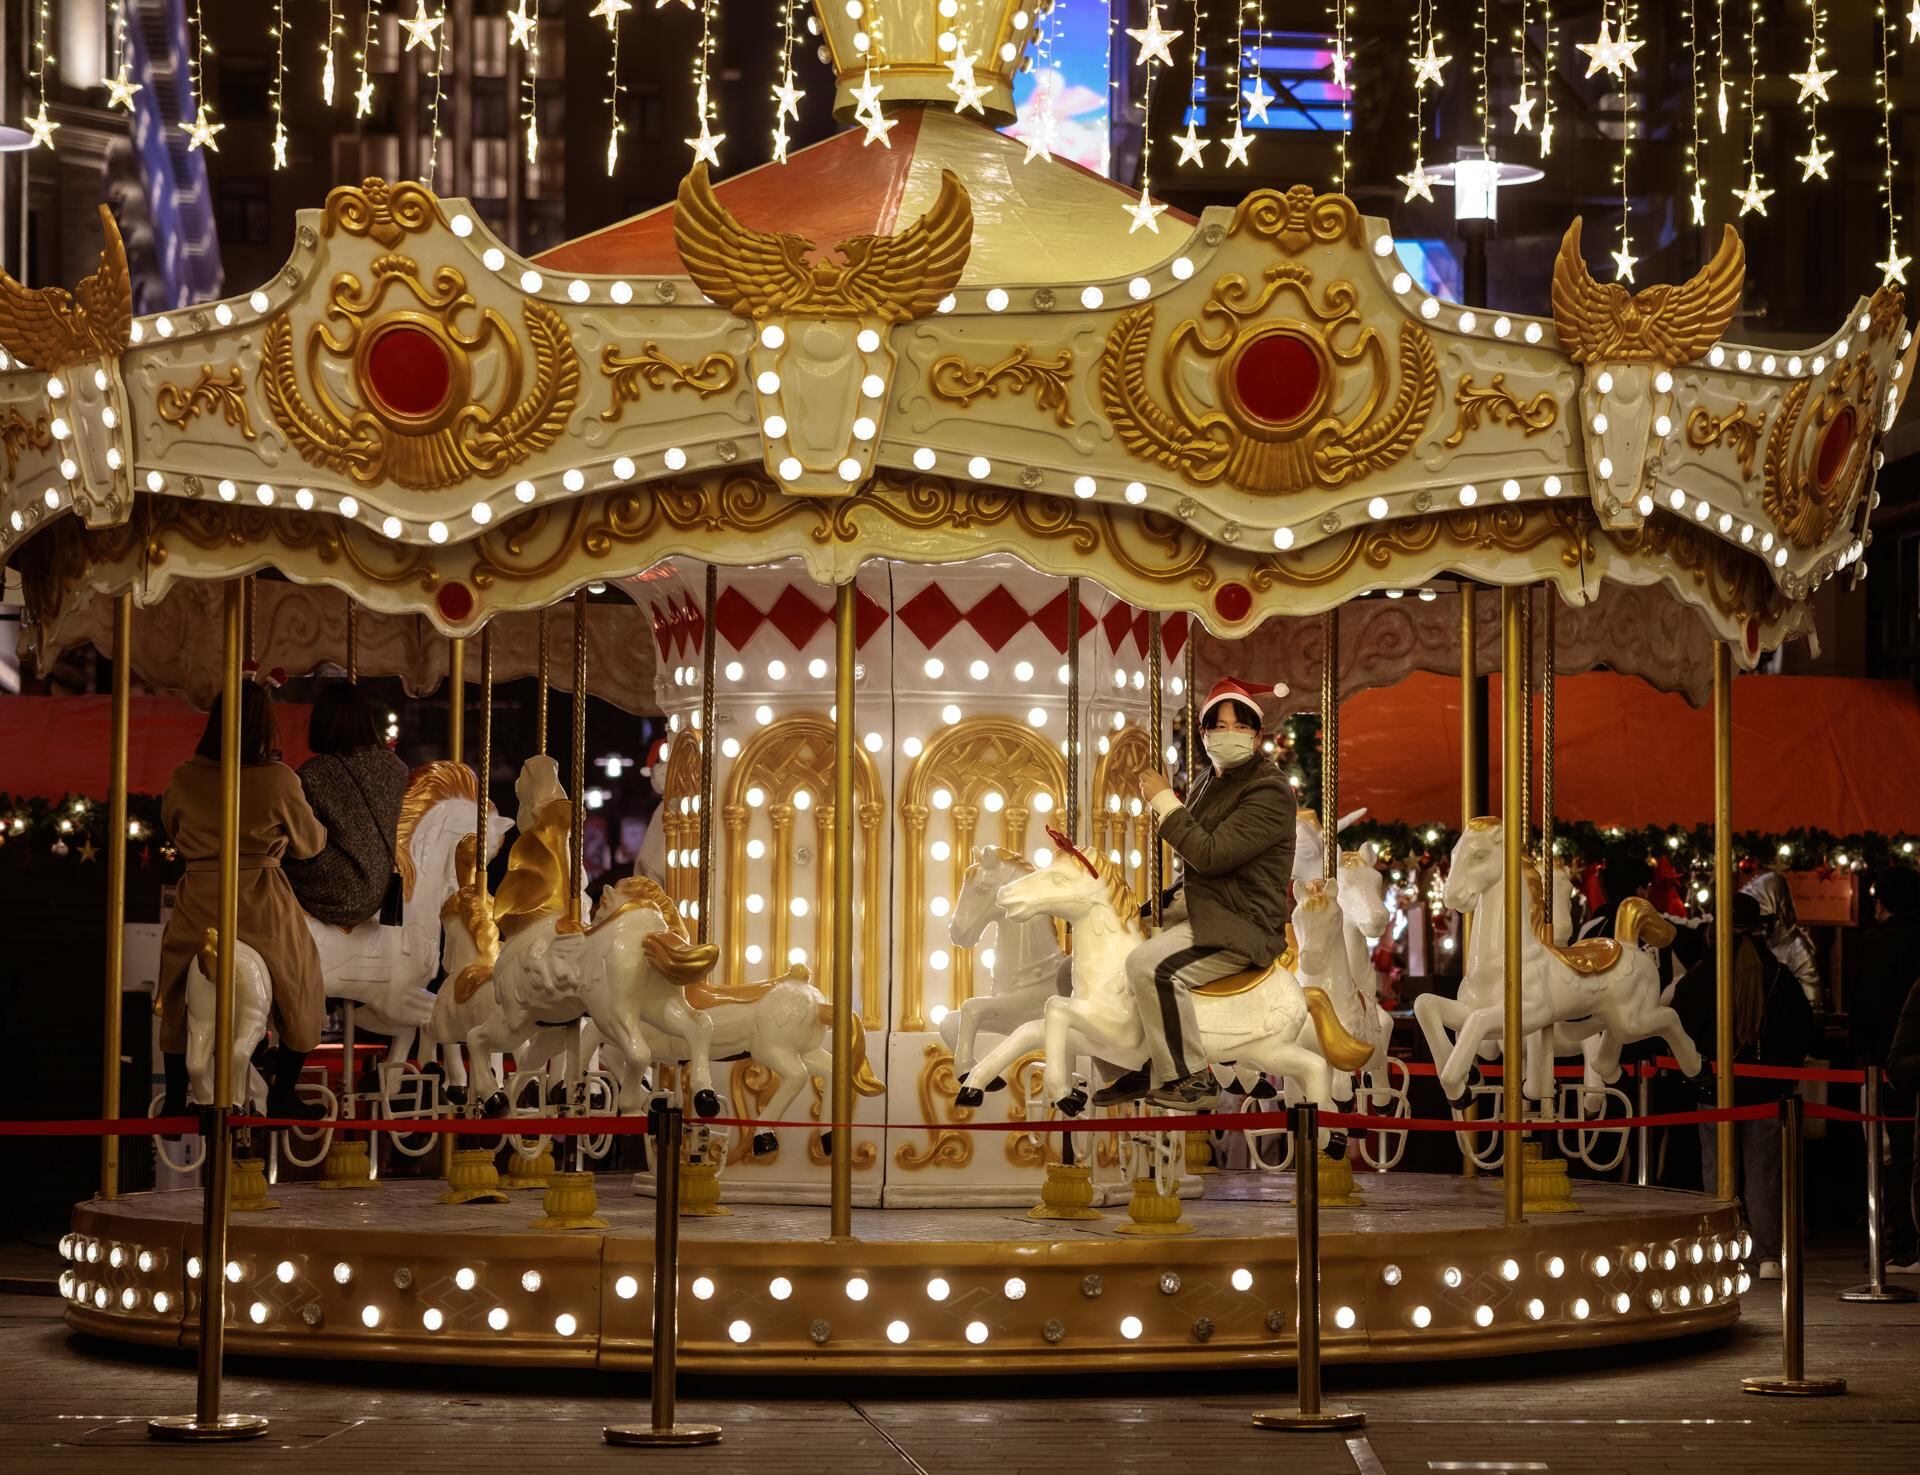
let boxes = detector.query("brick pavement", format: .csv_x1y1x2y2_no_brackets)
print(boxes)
2,1243,1916,1474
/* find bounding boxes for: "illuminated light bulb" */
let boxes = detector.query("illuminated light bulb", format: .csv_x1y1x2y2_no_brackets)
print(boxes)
427,520,447,543
612,456,636,481
1736,350,1752,371
1391,272,1413,294
1494,316,1512,337
1649,1289,1665,1309
787,945,806,964
156,316,175,338
1597,371,1615,394
225,1261,244,1284
1709,346,1726,367
296,488,316,511
769,1277,793,1301
423,1307,444,1330
1459,311,1478,332
1474,1305,1494,1327
1500,1259,1520,1282
1273,527,1295,551
1526,1298,1545,1321
362,1305,382,1328
845,1277,869,1301
903,736,924,758
967,455,992,479
1457,484,1478,507
614,1276,638,1301
856,328,881,352
1689,1242,1704,1264
1787,356,1802,376
275,1261,295,1284
930,897,950,918
745,945,764,965
966,1321,989,1345
1073,475,1097,499
1613,1292,1631,1314
1367,496,1389,519
790,897,811,917
1654,369,1674,393
1524,322,1544,344
513,480,536,504
746,894,765,915
1412,1305,1432,1328
1381,1265,1401,1286
691,1277,716,1301
1443,1266,1463,1288
852,417,877,441
153,1292,171,1314
886,1320,910,1344
1711,1241,1724,1263
1231,1267,1254,1292
554,1312,578,1336
1695,500,1711,522
1572,1298,1590,1320
861,374,886,398
563,468,586,491
122,1288,139,1310
567,280,589,304
1597,457,1614,479
1124,481,1147,504
58,458,76,480
249,1301,268,1324
756,370,783,395
1025,707,1049,729
1420,297,1440,320
333,1263,353,1285
941,704,962,725
760,323,787,350
1546,1257,1565,1279
455,1267,477,1291
725,661,745,682
1760,357,1775,375
1631,1251,1649,1273
982,791,1004,812
766,659,789,681
1128,276,1152,301
146,471,166,492
137,1251,154,1273
1544,475,1563,497
1637,494,1655,517
926,1278,950,1302
863,731,884,753
1116,1315,1144,1340
1501,479,1521,501
664,447,689,472
809,658,829,679
929,950,950,971
1591,1255,1611,1278
1333,1306,1357,1330
986,288,1009,312
755,706,774,726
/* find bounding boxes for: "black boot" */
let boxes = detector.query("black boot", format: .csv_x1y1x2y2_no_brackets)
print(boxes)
265,1046,327,1121
161,1052,190,1116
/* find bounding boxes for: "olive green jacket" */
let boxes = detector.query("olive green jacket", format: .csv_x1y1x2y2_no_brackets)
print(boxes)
1158,755,1298,966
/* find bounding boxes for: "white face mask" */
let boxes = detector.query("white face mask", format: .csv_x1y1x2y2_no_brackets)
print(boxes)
1202,729,1258,771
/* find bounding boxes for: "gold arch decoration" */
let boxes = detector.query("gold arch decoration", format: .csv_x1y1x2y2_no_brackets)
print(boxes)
0,408,52,475
658,728,705,916
1227,185,1364,256
598,341,738,423
1685,403,1768,480
0,204,132,372
321,177,442,246
927,346,1076,427
897,715,1068,1030
155,365,260,441
720,714,884,1029
1089,723,1159,905
1441,374,1559,449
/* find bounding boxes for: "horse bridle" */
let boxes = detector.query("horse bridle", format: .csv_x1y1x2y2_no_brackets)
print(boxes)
1044,825,1100,880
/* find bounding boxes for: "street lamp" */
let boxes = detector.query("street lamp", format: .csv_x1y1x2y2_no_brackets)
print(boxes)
1427,148,1544,309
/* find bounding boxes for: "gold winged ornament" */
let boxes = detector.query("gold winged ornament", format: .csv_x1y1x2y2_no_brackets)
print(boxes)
672,163,974,323
0,205,133,372
1551,218,1745,367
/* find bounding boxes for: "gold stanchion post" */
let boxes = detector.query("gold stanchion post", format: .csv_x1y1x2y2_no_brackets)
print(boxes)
1500,586,1526,1226
101,593,131,1199
150,580,268,1442
1743,1095,1847,1395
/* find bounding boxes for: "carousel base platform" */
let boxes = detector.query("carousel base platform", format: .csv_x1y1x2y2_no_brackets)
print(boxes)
61,1172,1745,1375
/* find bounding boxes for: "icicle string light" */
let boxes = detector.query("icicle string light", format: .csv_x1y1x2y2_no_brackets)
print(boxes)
772,1,799,163
353,0,381,119
1732,0,1769,215
1541,0,1556,155
606,3,626,175
1511,0,1533,135
321,0,339,105
1793,1,1833,182
1475,0,1489,155
25,0,55,147
1686,0,1706,224
425,4,449,186
1333,0,1350,191
1398,0,1436,201
1877,2,1908,283
1715,0,1729,134
272,0,291,168
1176,0,1206,167
1615,0,1634,280
509,2,539,167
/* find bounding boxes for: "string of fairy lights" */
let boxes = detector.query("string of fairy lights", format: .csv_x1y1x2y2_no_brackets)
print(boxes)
1686,0,1706,224
1398,0,1445,203
1333,0,1351,192
594,0,632,176
511,1,541,168
1733,0,1770,216
270,0,290,169
181,0,223,152
353,0,381,119
1880,3,1910,285
773,3,803,164
1174,0,1207,167
1122,3,1178,230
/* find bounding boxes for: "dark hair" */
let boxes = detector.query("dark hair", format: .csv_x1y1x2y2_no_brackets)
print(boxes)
1729,890,1765,933
1202,699,1262,731
1873,865,1920,919
1605,852,1653,900
194,683,280,766
308,683,385,756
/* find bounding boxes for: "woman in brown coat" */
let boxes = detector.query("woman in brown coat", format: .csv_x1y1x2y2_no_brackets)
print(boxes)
157,683,328,1117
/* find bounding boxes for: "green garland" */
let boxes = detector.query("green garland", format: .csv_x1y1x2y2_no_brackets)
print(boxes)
0,792,175,862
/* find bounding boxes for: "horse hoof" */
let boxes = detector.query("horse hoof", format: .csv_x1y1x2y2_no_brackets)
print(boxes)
954,1086,985,1109
1056,1088,1088,1118
1322,1130,1349,1162
444,1085,469,1108
692,1089,721,1119
752,1131,778,1157
985,1077,1008,1093
1249,1078,1279,1101
481,1092,510,1119
819,1130,834,1159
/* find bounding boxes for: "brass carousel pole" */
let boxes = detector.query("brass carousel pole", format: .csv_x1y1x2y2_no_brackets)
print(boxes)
1713,643,1736,1201
1182,632,1197,790
697,565,717,947
1541,595,1556,897
570,591,588,922
448,637,467,781
536,607,551,755
151,580,267,1441
1459,584,1480,1179
1500,587,1527,1226
345,601,359,683
829,579,858,1241
1066,578,1082,843
477,627,493,886
1148,614,1164,927
1320,609,1338,881
100,593,131,1199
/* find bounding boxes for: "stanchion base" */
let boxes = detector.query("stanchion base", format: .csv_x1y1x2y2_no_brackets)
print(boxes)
1251,1407,1366,1431
1741,1375,1847,1397
1838,1284,1919,1304
147,1413,271,1441
603,1423,723,1446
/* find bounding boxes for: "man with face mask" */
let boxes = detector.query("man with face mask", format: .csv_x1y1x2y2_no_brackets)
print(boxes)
1100,676,1298,1110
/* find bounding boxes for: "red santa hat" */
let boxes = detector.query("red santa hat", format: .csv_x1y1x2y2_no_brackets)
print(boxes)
1199,676,1287,727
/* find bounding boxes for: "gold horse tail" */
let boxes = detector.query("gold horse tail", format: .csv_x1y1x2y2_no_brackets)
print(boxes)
1303,986,1374,1073
642,930,721,985
817,1002,888,1096
1613,897,1677,950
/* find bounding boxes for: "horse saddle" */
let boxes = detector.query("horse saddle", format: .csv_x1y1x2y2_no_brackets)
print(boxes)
1190,925,1299,997
1546,936,1622,976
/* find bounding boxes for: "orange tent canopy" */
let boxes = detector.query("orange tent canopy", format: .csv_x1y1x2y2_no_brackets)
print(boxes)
1340,672,1920,834
0,695,315,801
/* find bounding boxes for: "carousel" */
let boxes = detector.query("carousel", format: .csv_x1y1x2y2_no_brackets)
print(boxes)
4,0,1904,1376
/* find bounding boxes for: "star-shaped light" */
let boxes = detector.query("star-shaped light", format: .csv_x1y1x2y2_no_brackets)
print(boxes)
1790,54,1836,104
951,76,991,115
1510,87,1536,133
654,0,696,7
850,69,885,119
1611,244,1638,283
685,119,724,167
1221,121,1252,167
1397,160,1435,203
508,0,536,48
1411,39,1451,91
1689,179,1707,227
945,49,978,89
104,67,142,112
1732,172,1774,218
861,109,898,148
399,1,444,52
1879,248,1911,287
772,120,791,165
24,101,56,149
1123,192,1168,235
772,70,804,123
1539,114,1555,157
1797,140,1833,182
1576,18,1643,79
1173,121,1209,166
1021,110,1056,165
1330,44,1349,89
1716,80,1730,133
1241,75,1275,124
1909,0,1920,42
272,124,288,170
1125,7,1181,68
355,74,376,117
180,105,224,152
589,0,631,29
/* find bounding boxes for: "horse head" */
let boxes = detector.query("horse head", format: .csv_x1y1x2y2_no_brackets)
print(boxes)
997,829,1140,935
1292,810,1326,887
1336,842,1389,939
951,845,1030,947
1294,879,1344,975
1445,819,1504,913
399,760,514,912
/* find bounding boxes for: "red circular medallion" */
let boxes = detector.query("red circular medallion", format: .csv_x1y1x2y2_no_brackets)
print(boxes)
1213,582,1253,624
436,581,475,623
365,324,453,420
1234,333,1323,427
1815,407,1856,489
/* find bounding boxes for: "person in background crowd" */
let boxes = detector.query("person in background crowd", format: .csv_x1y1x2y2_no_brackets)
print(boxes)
1577,853,1654,943
284,684,409,928
1743,870,1823,1007
1674,890,1817,1280
1851,866,1920,1273
157,684,328,1121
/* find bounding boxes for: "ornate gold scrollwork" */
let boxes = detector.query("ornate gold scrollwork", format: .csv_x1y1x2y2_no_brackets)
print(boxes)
1868,284,1907,345
1440,373,1558,448
1762,357,1878,551
1551,217,1744,368
261,255,579,491
155,365,260,441
1098,262,1438,495
894,1044,975,1170
1600,509,1786,627
0,407,52,474
1249,502,1597,593
928,346,1077,427
0,204,131,372
321,177,442,245
1685,403,1767,480
598,341,738,422
1228,185,1364,255
673,163,973,323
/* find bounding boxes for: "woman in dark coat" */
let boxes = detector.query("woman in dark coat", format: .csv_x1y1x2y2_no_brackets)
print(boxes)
284,684,410,927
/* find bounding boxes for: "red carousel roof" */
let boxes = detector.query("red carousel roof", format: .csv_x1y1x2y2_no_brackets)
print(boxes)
537,107,1197,287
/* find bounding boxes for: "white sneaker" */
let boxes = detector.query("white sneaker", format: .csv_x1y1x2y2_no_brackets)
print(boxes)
1886,1259,1920,1275
1758,1260,1782,1281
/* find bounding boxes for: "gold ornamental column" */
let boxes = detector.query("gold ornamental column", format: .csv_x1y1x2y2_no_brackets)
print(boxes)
536,607,551,755
1066,578,1081,842
477,627,493,874
1460,586,1477,831
1500,587,1526,1226
1320,609,1338,880
100,593,132,1198
1713,644,1736,1200
829,580,858,1240
345,601,359,683
1541,595,1556,887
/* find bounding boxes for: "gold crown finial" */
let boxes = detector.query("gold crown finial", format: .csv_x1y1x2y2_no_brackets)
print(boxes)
813,0,1047,126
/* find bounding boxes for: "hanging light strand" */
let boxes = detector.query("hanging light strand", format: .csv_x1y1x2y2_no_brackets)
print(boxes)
686,0,726,163
271,0,291,168
25,0,56,148
508,1,539,167
1121,4,1175,229
1511,0,1532,135
1021,0,1061,163
1794,2,1833,182
603,0,628,174
1715,0,1729,133
353,0,381,119
1398,0,1438,201
1174,0,1207,167
1878,2,1908,283
1541,0,1556,155
1732,0,1769,215
424,4,450,185
180,0,224,151
772,1,800,163
1475,0,1489,155
1615,0,1635,280
104,0,140,112
1686,0,1706,224
321,0,339,105
1333,0,1350,191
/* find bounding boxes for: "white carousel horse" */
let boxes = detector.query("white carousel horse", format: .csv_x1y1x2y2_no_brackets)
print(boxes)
936,846,1071,1081
462,875,725,1119
182,928,272,1109
952,837,1370,1149
1412,820,1702,1104
1291,850,1397,1101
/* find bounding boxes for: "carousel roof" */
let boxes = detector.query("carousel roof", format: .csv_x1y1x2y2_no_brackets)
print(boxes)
537,107,1195,289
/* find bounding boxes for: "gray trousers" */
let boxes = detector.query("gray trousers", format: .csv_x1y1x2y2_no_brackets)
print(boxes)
1124,922,1250,1084
1699,1114,1785,1262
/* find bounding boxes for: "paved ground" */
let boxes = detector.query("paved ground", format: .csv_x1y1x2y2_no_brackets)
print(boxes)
1,1240,1915,1474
